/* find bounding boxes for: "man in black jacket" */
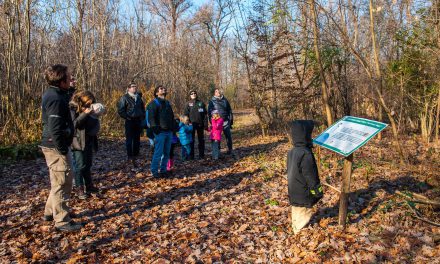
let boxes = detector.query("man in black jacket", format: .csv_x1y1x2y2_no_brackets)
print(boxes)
147,85,175,177
287,120,323,234
117,82,145,166
184,90,207,159
208,88,233,154
40,64,82,232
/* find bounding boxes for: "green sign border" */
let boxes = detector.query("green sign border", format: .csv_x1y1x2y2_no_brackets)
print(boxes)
313,116,388,156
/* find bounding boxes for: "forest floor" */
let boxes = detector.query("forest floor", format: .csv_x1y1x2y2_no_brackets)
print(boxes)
1,109,440,263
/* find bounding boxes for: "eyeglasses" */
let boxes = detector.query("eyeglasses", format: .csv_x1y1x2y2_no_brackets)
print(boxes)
190,93,196,95
159,87,166,90
130,86,137,88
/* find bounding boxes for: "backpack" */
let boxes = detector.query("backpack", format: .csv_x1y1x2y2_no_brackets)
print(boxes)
145,98,170,128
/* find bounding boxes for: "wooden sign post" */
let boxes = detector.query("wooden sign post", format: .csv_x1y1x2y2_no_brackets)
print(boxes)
313,116,387,230
338,154,353,228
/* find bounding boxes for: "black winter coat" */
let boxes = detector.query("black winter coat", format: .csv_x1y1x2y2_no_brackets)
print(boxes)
208,96,233,126
41,86,74,154
287,120,323,208
117,93,145,120
184,99,207,127
70,105,99,151
147,97,175,133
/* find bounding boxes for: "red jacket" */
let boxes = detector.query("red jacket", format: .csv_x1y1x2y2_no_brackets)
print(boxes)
210,117,224,141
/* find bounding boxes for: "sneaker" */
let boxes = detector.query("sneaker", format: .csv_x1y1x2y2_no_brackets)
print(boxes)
55,221,83,232
77,188,89,200
78,192,89,200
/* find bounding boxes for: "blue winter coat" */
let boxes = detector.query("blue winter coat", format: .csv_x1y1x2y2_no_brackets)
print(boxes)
178,122,193,145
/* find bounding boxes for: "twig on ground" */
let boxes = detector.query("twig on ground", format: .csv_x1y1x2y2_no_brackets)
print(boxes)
396,190,440,207
322,182,341,193
405,201,440,227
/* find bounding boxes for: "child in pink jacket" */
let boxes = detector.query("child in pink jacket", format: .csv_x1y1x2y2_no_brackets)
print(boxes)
210,110,224,160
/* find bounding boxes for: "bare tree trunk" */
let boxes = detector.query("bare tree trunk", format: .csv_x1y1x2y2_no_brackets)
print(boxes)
310,0,333,127
369,0,406,163
369,0,384,140
436,82,440,144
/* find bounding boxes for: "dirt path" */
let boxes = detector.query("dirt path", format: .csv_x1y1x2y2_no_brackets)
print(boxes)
0,109,439,263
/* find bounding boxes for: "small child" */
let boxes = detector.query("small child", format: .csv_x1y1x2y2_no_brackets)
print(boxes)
287,120,323,234
209,110,224,160
178,115,193,161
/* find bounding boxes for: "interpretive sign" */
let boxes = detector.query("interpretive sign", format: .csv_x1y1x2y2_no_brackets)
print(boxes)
313,116,388,156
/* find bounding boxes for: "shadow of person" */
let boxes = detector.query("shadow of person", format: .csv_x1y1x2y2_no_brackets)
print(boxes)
309,175,433,226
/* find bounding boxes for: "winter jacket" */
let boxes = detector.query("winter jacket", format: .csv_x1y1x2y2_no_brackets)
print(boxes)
287,120,323,208
184,99,207,127
210,117,224,141
146,97,175,134
178,122,193,146
117,93,145,121
41,86,74,154
70,105,99,151
208,96,233,127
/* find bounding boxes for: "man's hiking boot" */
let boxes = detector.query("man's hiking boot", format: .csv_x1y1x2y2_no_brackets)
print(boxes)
85,185,99,193
43,212,76,222
42,215,53,222
131,159,138,168
55,221,83,232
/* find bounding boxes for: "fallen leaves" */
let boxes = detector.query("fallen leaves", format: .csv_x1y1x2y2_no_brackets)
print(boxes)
0,112,439,262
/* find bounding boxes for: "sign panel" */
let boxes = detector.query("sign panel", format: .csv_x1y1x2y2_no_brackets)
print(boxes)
313,116,388,156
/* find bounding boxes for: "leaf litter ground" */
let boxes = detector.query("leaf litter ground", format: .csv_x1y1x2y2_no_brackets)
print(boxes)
1,110,439,263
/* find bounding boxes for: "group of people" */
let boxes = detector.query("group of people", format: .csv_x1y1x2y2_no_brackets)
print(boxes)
116,83,234,178
40,64,322,234
39,64,235,231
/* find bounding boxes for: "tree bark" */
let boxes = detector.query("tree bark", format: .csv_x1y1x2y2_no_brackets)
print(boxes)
310,0,333,127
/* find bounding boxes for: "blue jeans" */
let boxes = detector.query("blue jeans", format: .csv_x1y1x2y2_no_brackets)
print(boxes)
151,131,172,174
72,141,93,187
212,140,220,160
223,125,233,152
181,144,191,161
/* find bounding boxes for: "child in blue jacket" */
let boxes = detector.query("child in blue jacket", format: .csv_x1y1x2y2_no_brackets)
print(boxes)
178,115,193,161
